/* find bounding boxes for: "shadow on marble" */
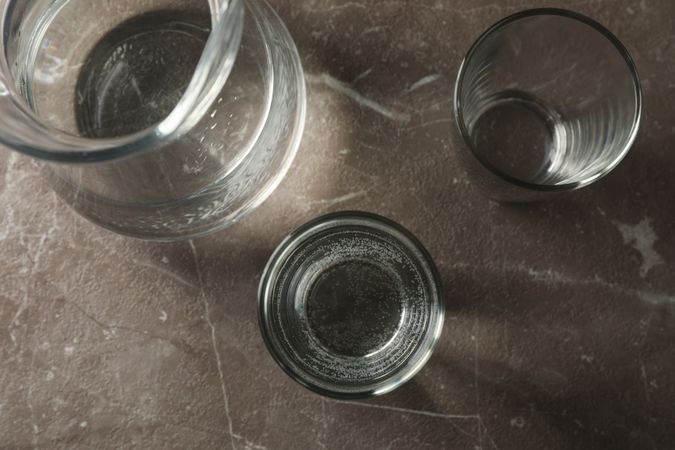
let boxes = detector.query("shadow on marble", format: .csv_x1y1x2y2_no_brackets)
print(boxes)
437,261,675,449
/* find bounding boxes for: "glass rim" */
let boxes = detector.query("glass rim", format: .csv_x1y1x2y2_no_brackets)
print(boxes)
257,211,445,399
1,0,244,163
453,8,643,192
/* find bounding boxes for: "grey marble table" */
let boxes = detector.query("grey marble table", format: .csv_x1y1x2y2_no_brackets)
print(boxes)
1,0,675,449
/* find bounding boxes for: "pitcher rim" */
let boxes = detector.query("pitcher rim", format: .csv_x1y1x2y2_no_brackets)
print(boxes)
0,0,244,163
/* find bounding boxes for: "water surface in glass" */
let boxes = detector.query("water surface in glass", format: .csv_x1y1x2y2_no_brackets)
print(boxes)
259,213,444,398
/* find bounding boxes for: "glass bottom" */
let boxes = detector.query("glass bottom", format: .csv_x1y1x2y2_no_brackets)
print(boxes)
75,10,210,139
306,259,404,358
466,88,633,188
468,90,567,185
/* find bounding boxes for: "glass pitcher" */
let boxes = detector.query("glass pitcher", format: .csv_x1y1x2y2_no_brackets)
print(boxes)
0,0,306,240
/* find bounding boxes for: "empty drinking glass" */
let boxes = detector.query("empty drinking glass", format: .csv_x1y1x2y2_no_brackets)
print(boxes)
454,9,642,201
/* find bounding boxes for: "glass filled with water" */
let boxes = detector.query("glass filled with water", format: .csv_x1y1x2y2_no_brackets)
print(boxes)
258,212,444,399
454,9,642,201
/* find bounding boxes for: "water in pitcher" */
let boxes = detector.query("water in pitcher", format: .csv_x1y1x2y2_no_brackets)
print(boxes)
14,3,219,139
74,10,211,138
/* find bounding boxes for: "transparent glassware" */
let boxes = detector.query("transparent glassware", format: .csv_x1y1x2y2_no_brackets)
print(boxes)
0,0,306,239
454,9,642,202
258,212,444,399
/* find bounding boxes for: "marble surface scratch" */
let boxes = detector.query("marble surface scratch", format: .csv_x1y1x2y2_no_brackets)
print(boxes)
448,262,675,307
640,361,651,404
308,73,410,122
353,68,373,83
232,433,267,450
8,221,55,343
402,117,453,132
131,259,199,290
338,400,479,439
337,399,478,420
480,417,501,450
309,191,368,207
60,297,192,351
305,2,367,13
406,74,441,93
474,325,482,450
318,397,328,449
27,345,38,449
190,241,236,450
8,289,28,344
638,291,675,306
